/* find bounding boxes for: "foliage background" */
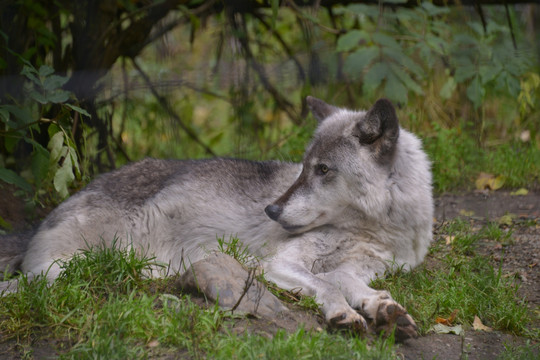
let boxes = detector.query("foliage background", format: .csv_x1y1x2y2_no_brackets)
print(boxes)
0,0,539,207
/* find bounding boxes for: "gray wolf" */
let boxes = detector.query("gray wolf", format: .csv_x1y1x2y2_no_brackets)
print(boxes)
0,97,433,340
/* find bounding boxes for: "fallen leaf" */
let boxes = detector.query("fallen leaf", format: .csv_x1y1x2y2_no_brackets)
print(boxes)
436,309,459,325
498,213,516,227
459,209,475,217
148,340,160,348
475,173,505,191
473,316,492,332
510,188,529,196
431,323,464,336
444,235,455,245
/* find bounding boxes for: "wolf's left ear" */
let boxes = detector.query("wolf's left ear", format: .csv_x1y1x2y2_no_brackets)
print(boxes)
306,96,339,123
353,98,399,161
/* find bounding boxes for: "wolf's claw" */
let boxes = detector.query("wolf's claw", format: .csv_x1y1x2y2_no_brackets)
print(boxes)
373,301,418,342
330,310,368,332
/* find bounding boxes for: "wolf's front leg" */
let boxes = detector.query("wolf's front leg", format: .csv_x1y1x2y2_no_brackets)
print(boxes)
316,265,418,341
263,259,368,331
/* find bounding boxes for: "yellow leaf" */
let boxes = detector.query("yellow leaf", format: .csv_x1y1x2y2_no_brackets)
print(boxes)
473,316,492,332
475,172,505,191
510,188,529,196
498,213,516,227
475,172,493,190
444,235,455,245
489,175,505,190
459,209,475,217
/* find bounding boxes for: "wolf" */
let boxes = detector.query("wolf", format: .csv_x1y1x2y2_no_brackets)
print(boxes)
0,97,432,340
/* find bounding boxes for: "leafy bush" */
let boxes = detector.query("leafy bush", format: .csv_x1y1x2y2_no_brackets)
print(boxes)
0,60,90,199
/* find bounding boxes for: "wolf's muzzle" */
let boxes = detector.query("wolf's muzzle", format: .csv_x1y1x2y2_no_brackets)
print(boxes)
264,204,282,221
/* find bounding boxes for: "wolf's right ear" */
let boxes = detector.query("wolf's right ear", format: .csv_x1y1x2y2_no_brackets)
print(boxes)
354,98,400,162
306,96,339,123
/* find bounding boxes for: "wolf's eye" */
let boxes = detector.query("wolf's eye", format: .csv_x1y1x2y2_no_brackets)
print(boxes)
317,164,329,175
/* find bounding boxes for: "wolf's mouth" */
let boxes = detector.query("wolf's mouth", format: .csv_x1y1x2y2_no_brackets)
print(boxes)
279,212,326,233
280,223,303,233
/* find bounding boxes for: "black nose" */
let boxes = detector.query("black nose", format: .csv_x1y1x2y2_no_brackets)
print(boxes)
264,204,282,221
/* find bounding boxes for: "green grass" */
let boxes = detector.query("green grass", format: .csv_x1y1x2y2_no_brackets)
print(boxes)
497,341,540,360
373,220,531,336
0,221,536,358
423,123,540,192
0,242,394,359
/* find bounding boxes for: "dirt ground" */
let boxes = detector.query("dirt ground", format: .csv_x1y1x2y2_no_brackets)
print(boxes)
0,186,539,359
397,190,540,360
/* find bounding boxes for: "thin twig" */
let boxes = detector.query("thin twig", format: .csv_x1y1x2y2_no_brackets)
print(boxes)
231,267,257,312
230,12,300,124
253,12,306,82
504,1,517,50
131,58,216,156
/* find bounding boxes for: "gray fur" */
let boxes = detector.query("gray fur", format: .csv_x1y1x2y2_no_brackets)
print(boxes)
0,97,433,339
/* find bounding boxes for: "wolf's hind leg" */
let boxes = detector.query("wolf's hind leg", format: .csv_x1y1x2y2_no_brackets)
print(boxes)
316,269,418,341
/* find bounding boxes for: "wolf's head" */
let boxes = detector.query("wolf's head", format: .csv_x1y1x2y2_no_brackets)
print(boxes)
265,97,400,233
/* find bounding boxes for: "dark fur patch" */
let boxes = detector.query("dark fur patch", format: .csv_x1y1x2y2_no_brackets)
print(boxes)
353,98,399,164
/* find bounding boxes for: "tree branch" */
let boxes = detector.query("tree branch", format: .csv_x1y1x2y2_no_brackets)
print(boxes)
131,58,216,157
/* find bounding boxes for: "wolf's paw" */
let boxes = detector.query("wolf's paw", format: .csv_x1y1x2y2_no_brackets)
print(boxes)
329,309,368,332
373,300,418,341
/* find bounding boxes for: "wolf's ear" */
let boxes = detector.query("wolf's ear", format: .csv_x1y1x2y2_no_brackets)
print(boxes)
306,96,339,123
353,98,399,161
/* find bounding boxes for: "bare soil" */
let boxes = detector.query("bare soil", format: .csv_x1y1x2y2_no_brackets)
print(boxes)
0,186,539,359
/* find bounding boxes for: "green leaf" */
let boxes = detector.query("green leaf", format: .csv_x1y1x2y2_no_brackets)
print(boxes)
363,62,389,93
384,72,408,104
390,63,423,95
344,47,378,77
24,137,50,187
20,65,40,85
29,90,49,104
505,73,521,98
337,30,369,52
421,2,450,16
48,131,65,162
382,47,424,77
479,65,501,85
54,153,75,199
346,4,380,18
42,74,69,91
440,77,457,100
4,136,19,153
1,105,34,125
38,65,55,77
46,90,71,104
0,168,32,192
68,145,81,179
467,75,485,108
65,104,91,118
454,65,477,83
372,33,401,51
30,142,51,187
0,107,9,124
